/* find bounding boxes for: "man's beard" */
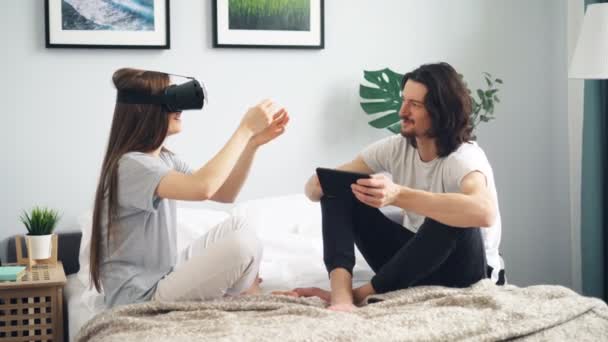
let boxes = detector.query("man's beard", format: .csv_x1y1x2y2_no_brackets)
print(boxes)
401,125,432,139
400,128,415,138
400,121,415,138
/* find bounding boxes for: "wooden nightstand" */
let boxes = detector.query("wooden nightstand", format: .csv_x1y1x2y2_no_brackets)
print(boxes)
0,263,67,342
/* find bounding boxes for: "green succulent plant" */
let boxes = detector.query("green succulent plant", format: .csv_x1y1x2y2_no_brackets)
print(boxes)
20,207,60,236
359,68,503,134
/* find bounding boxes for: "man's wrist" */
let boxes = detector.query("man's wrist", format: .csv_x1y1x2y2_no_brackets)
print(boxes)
396,186,415,208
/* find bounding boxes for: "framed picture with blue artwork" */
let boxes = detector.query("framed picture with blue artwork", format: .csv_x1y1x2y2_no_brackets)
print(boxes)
213,0,324,49
45,0,170,49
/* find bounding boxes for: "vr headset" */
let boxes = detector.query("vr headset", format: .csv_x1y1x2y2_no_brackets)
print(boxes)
116,73,207,112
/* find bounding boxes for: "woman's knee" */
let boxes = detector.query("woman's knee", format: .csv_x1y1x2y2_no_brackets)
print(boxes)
225,226,263,264
228,214,260,234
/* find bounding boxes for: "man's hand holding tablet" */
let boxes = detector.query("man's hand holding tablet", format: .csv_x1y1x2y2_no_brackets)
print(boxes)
315,167,371,198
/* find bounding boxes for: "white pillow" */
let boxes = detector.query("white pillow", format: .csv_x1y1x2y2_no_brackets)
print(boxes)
231,194,375,291
76,210,93,287
175,207,230,252
230,193,322,239
75,206,230,288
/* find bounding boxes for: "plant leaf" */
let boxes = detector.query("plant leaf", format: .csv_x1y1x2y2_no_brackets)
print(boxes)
368,112,400,128
359,85,392,100
360,68,404,131
20,207,59,235
360,101,401,114
387,122,402,134
360,69,503,133
363,68,403,97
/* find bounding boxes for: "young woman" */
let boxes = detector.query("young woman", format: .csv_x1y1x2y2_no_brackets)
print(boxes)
89,68,289,307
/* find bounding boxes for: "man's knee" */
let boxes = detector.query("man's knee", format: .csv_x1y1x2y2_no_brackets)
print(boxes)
419,218,468,238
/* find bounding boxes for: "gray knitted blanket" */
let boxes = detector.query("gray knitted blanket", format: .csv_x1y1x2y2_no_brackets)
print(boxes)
75,280,608,342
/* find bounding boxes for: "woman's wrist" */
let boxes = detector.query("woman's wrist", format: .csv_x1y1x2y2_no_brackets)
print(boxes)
236,123,255,140
246,139,261,151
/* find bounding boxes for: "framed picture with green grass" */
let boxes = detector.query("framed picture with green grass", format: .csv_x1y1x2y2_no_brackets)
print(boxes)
213,0,324,49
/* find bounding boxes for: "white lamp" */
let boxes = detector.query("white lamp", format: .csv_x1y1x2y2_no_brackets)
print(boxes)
569,3,608,79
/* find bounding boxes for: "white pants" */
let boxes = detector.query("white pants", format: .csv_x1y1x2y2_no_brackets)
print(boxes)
153,215,263,302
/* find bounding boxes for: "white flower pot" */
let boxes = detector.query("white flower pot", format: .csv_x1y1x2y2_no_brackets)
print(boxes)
27,234,53,260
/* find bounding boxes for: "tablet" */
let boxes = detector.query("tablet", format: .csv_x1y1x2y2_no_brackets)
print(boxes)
316,167,371,198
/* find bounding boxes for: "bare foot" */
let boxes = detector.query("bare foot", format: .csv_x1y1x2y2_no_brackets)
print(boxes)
293,287,331,303
241,275,263,295
328,303,357,312
271,290,299,297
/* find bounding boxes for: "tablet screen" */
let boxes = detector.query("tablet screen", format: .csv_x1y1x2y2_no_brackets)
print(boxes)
316,167,370,198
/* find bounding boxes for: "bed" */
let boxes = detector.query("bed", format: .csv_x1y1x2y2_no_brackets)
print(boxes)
63,194,376,341
22,194,608,341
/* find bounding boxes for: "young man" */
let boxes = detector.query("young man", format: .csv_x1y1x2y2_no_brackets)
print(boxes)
296,62,504,312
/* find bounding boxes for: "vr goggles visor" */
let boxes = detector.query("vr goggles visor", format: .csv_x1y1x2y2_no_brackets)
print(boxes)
116,73,208,112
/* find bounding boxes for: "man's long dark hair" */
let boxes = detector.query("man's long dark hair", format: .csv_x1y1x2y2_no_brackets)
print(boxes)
401,62,474,157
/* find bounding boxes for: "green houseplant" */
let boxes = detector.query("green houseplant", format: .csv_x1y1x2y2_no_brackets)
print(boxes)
20,207,60,260
359,68,503,133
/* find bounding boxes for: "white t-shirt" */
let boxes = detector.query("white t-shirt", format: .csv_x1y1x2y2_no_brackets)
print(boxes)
361,135,504,281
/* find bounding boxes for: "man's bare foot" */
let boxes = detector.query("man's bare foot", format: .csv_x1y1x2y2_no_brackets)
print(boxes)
329,269,354,305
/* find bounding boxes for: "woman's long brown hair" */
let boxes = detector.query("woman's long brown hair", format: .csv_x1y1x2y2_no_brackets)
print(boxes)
90,68,170,292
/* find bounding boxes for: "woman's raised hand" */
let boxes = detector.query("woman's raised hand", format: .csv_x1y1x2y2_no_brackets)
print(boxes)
240,99,276,136
250,108,290,147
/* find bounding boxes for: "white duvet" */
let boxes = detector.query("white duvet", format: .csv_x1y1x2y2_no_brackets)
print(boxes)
65,194,376,341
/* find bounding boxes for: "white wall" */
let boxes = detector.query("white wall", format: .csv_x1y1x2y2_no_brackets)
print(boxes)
1,0,575,289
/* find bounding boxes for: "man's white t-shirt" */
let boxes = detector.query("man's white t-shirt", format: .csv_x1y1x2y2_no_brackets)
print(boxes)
361,135,504,282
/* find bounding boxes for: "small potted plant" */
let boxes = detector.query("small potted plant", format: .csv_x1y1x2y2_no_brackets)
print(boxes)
20,207,60,260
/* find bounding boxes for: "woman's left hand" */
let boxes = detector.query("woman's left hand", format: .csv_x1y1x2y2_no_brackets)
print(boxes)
251,108,290,146
351,173,401,208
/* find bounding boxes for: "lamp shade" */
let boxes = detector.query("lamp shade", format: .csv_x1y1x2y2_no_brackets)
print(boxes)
569,3,608,79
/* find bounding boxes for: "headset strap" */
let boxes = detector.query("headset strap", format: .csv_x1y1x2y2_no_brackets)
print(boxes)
116,91,166,105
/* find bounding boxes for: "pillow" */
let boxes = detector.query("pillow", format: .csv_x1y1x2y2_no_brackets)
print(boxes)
175,207,230,252
230,193,322,239
76,210,93,287
231,193,376,291
75,206,230,289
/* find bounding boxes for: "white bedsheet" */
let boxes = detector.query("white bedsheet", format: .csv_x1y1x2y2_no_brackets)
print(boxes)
65,194,375,341
64,274,105,342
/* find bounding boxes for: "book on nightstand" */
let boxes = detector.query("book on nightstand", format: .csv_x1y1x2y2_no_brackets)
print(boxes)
0,265,27,281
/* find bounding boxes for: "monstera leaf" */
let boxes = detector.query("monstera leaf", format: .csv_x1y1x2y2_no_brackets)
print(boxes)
359,68,404,134
359,68,502,133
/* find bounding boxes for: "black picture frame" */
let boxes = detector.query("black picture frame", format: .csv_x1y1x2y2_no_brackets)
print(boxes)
45,0,170,49
213,0,324,49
